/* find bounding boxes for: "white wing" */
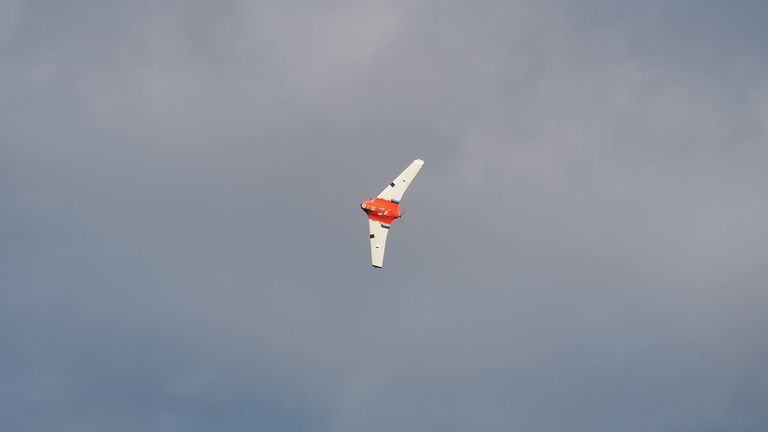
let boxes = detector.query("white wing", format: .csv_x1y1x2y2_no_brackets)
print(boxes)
368,219,390,268
377,159,424,202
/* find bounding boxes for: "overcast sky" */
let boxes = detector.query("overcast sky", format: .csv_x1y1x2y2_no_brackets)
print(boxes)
2,1,768,431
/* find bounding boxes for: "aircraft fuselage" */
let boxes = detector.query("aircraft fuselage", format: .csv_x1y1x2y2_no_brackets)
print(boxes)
361,198,401,225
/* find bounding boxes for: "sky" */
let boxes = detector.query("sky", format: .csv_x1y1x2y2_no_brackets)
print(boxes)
2,1,768,431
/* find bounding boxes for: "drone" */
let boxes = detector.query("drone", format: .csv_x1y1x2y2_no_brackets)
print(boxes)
360,159,424,268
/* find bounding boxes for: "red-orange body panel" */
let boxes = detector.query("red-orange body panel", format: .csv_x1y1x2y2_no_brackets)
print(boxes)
360,198,401,225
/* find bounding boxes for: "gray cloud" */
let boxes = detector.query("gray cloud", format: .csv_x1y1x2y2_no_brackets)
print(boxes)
2,1,768,431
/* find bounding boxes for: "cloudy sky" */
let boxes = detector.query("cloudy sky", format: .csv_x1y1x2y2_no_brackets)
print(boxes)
2,1,768,430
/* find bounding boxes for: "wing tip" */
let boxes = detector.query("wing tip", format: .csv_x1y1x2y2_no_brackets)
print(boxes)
372,264,382,269
414,158,424,165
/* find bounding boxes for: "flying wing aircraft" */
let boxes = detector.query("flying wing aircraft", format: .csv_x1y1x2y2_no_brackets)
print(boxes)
360,159,424,268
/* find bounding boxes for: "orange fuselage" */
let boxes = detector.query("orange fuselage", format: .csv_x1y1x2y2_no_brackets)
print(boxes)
361,198,401,225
